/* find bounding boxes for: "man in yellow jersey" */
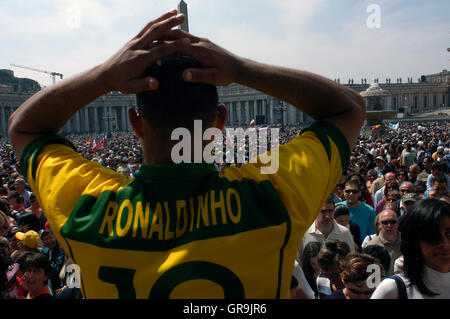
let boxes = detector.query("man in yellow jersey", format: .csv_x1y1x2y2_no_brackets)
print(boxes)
8,10,365,298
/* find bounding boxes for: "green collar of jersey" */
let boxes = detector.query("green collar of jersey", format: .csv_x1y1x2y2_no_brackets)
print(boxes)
135,162,218,180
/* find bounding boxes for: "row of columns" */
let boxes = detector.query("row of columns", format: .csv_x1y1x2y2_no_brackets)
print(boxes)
223,98,300,126
60,106,132,134
0,106,132,137
390,92,448,113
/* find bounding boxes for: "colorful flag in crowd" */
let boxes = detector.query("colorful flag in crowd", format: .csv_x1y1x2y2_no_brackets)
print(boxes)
371,124,382,131
388,123,399,130
250,119,256,127
92,138,106,152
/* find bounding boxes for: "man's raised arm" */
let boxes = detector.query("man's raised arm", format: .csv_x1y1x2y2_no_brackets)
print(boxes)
8,10,190,161
177,34,366,147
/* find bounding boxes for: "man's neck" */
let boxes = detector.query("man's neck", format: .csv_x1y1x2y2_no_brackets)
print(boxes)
347,200,360,209
316,221,333,238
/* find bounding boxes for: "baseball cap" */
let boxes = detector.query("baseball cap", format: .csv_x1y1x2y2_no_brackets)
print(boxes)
375,156,384,161
402,193,418,203
15,230,41,249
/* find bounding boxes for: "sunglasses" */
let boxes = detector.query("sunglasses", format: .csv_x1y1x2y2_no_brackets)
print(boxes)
345,189,359,194
347,287,375,296
381,220,397,225
320,209,334,214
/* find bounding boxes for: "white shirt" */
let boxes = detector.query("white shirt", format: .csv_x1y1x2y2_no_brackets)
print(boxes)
297,220,355,262
371,265,450,299
292,261,315,299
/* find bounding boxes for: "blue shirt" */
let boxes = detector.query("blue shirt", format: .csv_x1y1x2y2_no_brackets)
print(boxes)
336,201,376,243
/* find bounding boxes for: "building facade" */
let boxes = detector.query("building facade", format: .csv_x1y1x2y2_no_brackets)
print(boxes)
0,90,136,137
1,71,449,137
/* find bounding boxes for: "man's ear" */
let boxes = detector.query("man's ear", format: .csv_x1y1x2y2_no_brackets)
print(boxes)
214,104,228,131
129,108,144,139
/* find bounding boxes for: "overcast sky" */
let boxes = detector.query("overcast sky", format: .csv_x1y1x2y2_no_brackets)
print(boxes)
1,0,449,87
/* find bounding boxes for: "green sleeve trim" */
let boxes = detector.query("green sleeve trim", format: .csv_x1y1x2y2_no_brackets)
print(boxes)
19,134,77,183
300,120,350,172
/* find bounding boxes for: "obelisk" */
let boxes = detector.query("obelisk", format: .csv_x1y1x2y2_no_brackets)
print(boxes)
178,0,189,32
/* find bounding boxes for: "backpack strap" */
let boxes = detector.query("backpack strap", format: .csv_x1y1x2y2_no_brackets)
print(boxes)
389,275,407,299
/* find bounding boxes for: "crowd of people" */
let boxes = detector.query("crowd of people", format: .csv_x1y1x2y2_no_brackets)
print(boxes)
1,119,449,299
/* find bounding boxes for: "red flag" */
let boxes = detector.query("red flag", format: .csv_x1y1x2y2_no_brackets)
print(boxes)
250,119,256,127
93,138,106,152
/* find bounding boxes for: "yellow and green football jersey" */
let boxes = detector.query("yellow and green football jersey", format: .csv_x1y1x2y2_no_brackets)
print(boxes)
20,121,348,299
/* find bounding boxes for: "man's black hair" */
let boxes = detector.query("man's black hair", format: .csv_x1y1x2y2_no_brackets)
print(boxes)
136,54,218,133
23,252,52,277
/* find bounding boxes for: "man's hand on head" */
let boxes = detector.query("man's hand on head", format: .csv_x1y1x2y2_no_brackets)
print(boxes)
171,31,244,87
98,10,192,94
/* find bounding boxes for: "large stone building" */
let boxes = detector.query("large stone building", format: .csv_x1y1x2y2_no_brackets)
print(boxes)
217,70,450,127
1,69,449,137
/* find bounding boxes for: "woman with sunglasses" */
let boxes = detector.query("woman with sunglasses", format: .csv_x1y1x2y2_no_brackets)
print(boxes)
375,182,400,215
372,199,450,299
324,252,380,299
396,166,409,184
8,191,25,216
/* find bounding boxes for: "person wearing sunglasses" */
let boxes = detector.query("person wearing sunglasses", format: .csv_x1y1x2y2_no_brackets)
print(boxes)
336,180,376,244
6,10,366,298
375,180,400,214
373,171,397,208
365,209,401,276
324,252,379,299
372,199,450,299
396,166,409,184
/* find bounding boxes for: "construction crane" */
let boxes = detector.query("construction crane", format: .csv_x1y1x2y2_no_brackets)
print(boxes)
10,63,63,85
